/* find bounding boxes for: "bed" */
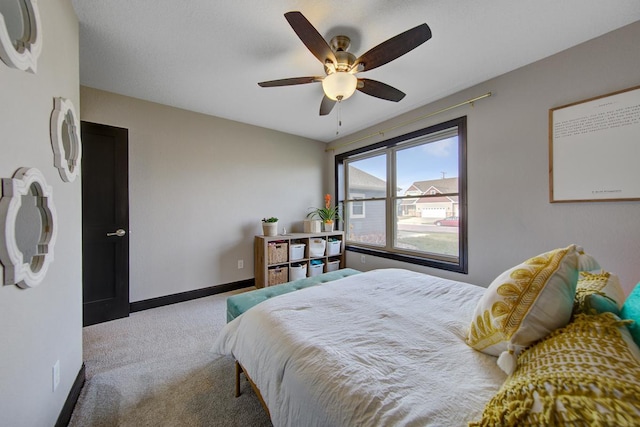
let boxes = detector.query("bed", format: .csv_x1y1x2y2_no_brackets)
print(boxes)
213,268,505,425
212,246,640,426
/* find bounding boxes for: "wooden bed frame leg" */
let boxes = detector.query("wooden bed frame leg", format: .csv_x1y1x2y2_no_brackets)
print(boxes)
235,360,271,418
235,360,242,397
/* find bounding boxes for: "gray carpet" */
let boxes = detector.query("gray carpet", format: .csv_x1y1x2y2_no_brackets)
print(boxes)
69,288,272,427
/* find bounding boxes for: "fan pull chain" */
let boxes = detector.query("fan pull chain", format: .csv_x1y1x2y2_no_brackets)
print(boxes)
336,100,343,136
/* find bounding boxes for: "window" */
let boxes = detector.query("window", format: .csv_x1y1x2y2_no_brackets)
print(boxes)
336,117,467,273
350,193,366,218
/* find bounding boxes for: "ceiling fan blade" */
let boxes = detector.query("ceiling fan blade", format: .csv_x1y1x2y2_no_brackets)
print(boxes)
258,77,321,87
357,78,406,102
351,23,432,72
319,95,336,116
284,11,337,66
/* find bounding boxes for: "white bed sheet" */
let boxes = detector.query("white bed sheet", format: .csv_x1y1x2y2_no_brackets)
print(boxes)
212,268,505,426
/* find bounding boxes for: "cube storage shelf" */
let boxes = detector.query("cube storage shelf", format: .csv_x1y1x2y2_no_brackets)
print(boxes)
254,231,345,288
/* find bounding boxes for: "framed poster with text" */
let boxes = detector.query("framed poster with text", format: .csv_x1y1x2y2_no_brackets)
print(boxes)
549,85,640,202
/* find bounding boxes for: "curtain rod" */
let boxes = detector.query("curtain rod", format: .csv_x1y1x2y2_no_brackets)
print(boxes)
325,92,492,152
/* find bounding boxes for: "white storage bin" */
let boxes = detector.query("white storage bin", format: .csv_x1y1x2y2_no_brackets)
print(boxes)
308,262,324,277
325,260,340,273
327,240,341,256
309,238,326,257
290,243,306,261
290,263,307,280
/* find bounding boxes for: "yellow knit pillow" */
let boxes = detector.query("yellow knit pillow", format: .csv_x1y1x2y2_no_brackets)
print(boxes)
574,270,626,315
466,245,579,362
470,313,640,426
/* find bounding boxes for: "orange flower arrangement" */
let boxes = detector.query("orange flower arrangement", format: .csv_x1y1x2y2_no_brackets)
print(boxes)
307,194,341,224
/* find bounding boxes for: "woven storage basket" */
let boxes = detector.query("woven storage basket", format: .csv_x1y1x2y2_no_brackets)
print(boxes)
268,266,288,286
267,242,288,264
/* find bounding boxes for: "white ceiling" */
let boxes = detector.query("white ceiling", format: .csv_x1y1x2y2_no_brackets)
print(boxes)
71,1,640,143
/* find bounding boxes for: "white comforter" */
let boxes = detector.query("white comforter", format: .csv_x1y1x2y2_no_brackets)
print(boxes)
212,269,505,426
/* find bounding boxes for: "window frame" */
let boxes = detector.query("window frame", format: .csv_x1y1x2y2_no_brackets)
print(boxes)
335,116,468,274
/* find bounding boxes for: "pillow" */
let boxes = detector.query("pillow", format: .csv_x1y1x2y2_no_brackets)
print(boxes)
621,283,640,348
573,270,625,316
470,312,640,426
466,245,579,370
576,245,601,271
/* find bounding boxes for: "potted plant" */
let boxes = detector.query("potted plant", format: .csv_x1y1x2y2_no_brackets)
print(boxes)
307,194,341,232
262,217,278,236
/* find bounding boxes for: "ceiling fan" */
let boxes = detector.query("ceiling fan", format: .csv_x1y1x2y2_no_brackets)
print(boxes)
258,11,432,116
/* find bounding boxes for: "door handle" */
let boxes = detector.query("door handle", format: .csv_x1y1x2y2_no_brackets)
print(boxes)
106,228,126,237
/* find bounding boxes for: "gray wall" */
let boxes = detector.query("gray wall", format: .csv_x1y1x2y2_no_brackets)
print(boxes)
330,21,640,294
80,88,327,302
1,10,636,425
0,1,82,425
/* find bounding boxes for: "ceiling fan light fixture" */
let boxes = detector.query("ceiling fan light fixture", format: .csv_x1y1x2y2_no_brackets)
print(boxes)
322,72,357,101
259,12,432,116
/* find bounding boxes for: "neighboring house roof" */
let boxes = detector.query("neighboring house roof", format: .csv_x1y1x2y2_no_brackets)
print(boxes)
416,196,458,203
400,195,459,205
401,177,459,205
416,195,459,204
408,177,458,195
348,166,386,192
349,170,458,196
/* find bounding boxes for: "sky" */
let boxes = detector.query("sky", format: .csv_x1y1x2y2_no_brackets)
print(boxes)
349,136,459,194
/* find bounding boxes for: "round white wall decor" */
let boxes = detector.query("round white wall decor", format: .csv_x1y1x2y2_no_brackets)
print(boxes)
0,0,42,73
0,167,57,288
50,97,82,182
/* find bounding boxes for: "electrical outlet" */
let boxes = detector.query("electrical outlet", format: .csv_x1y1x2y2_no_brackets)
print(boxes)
237,259,244,269
52,360,60,391
361,255,366,264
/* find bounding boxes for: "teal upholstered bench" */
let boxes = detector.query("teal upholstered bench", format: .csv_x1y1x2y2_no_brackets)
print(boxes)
227,268,361,322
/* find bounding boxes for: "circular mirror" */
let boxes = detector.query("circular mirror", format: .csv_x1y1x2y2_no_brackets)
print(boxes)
61,113,75,173
0,168,57,288
16,186,43,272
0,1,27,49
50,97,82,182
0,0,42,73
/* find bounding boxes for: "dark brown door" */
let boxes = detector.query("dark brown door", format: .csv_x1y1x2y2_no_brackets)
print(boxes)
81,121,130,326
